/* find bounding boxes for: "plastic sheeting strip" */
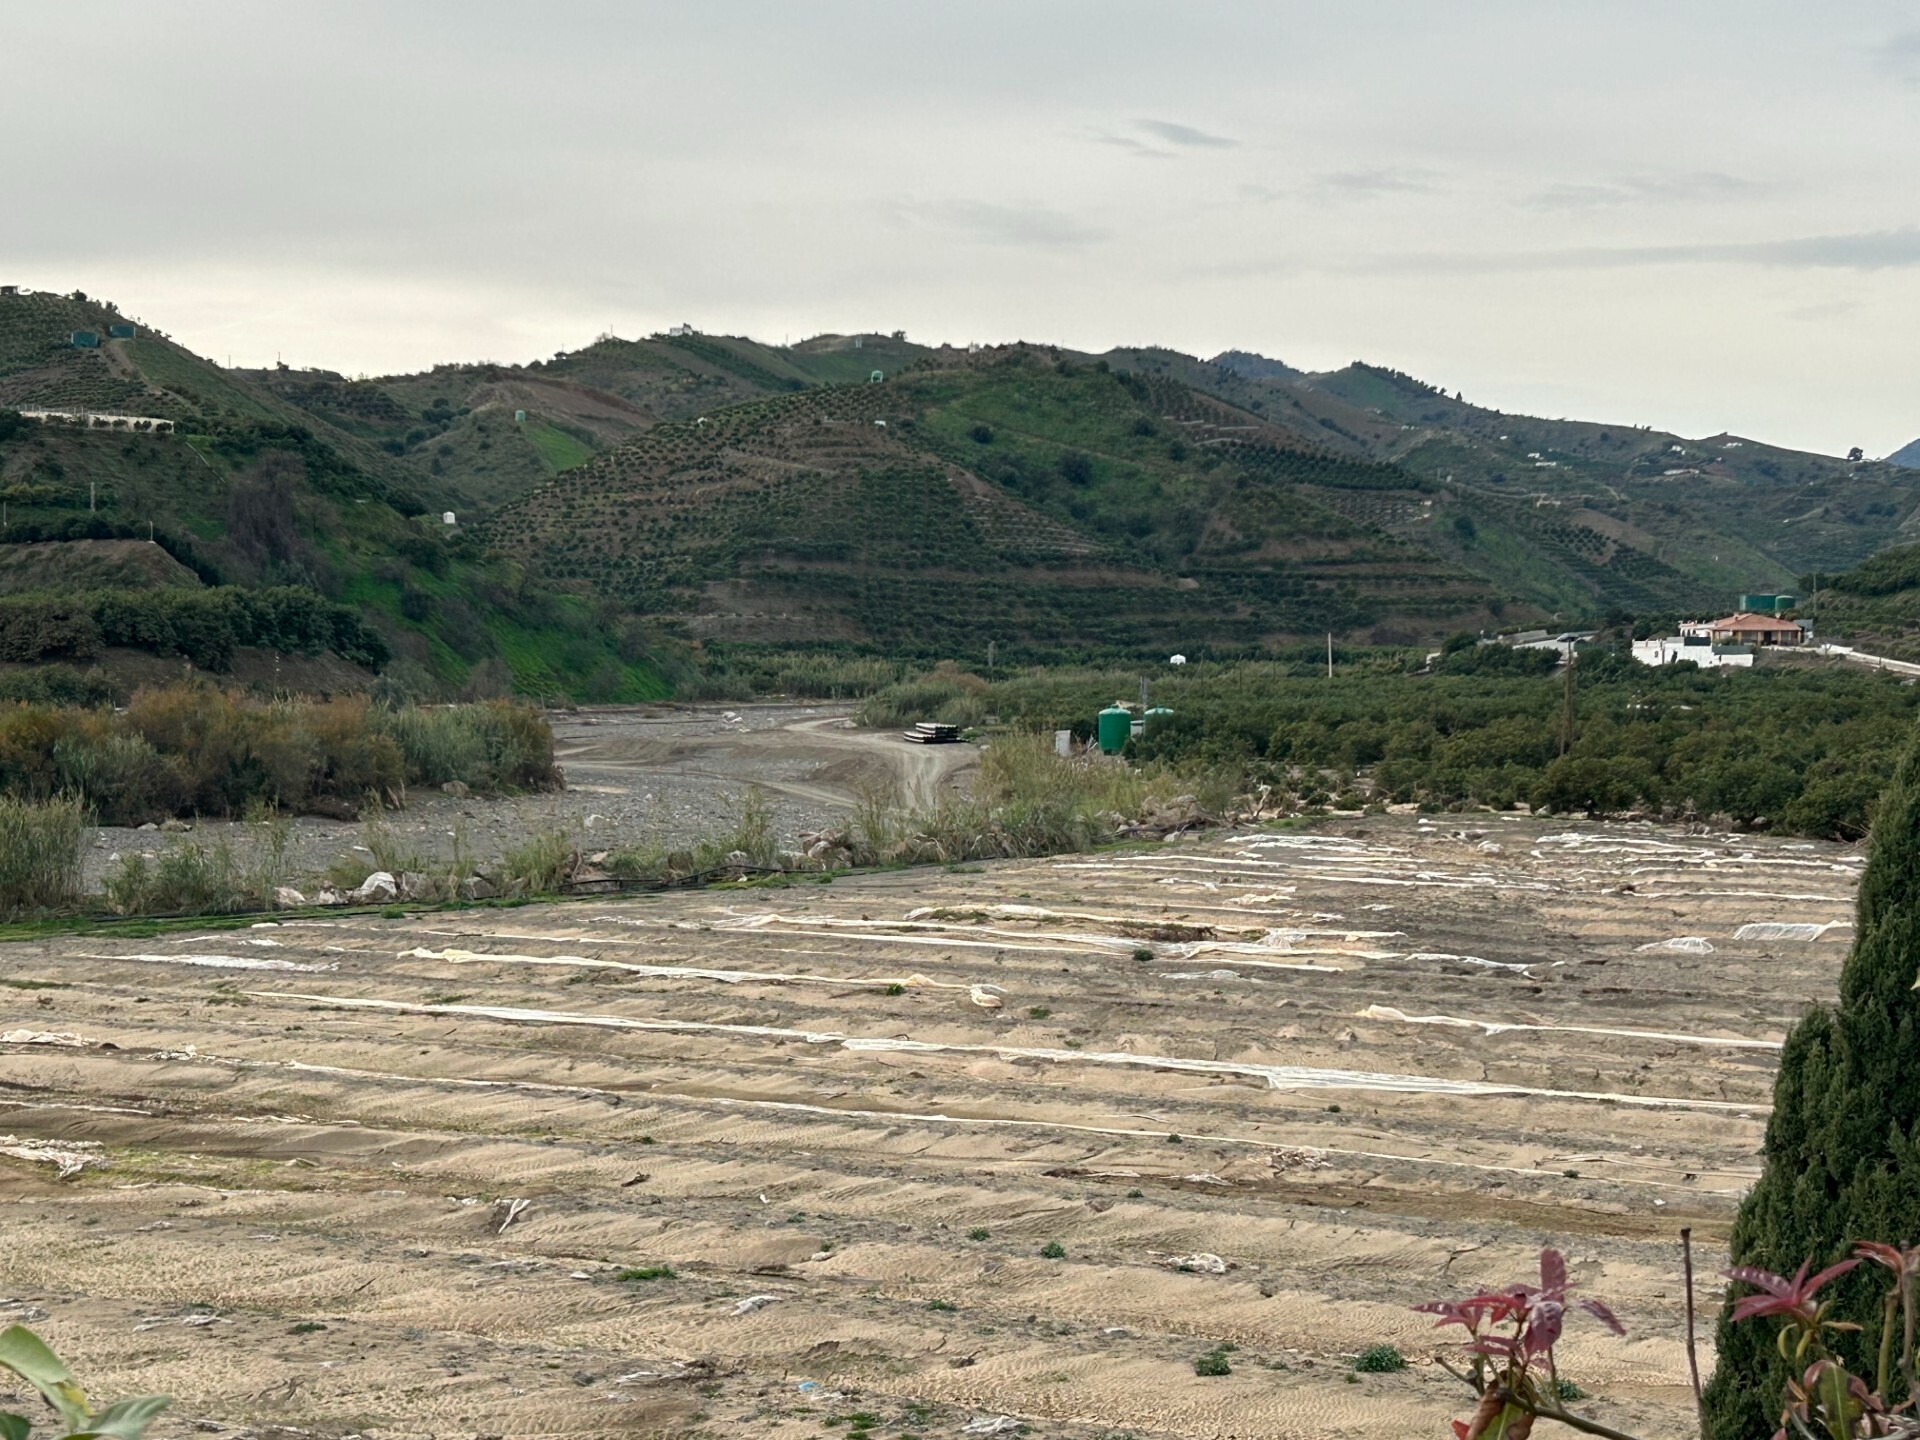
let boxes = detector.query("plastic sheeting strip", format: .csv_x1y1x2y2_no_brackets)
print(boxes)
247,991,1757,1112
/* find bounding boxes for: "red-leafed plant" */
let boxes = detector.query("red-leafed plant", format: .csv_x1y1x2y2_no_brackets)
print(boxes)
1421,1238,1920,1439
1724,1243,1920,1439
1417,1246,1626,1439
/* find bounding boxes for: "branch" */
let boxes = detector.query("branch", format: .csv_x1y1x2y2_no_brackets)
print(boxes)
1682,1227,1708,1440
1434,1354,1482,1394
1506,1391,1653,1440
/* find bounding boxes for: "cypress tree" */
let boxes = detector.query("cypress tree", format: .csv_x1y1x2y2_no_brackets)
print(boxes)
1703,734,1920,1438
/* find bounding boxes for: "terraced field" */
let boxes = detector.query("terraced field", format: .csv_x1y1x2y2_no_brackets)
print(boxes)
0,817,1864,1439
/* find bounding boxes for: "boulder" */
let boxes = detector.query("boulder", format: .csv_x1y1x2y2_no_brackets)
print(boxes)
398,871,431,900
350,871,399,904
273,886,307,908
441,780,471,798
315,887,348,907
459,875,497,901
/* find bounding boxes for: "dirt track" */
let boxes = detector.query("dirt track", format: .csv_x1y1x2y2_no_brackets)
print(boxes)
0,816,1863,1438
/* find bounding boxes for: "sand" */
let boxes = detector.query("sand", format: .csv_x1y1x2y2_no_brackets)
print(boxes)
0,815,1863,1438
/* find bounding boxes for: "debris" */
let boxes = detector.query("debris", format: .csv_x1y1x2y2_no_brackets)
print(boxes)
960,1418,1023,1435
1639,937,1714,954
968,985,1004,1010
1180,1171,1231,1186
731,1294,780,1315
1733,922,1848,942
496,1197,529,1234
350,871,399,905
1270,1147,1331,1173
1159,1253,1231,1274
1,1029,86,1047
0,1136,108,1179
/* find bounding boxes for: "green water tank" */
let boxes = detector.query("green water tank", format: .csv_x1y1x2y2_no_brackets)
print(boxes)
1144,706,1175,732
1096,705,1132,755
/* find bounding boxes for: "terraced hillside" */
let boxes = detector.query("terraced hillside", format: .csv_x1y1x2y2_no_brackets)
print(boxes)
0,816,1864,1438
248,331,939,510
0,293,666,698
1195,352,1920,586
487,349,1504,658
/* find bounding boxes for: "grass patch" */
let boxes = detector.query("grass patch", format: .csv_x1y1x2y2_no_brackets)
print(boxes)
1352,1344,1406,1374
614,1266,677,1282
0,795,86,917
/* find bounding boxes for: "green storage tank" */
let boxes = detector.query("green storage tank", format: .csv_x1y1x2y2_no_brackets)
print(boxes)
1144,706,1175,731
1096,705,1132,755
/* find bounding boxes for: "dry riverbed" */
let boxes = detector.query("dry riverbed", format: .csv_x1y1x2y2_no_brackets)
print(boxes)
81,703,978,893
0,814,1863,1438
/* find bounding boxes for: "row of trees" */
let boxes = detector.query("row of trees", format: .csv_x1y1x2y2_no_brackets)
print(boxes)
0,586,389,671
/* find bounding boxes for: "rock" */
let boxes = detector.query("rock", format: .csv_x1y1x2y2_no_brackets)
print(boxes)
350,871,399,904
161,818,193,833
137,822,158,832
441,780,471,798
315,887,348,907
273,886,307,908
460,875,496,901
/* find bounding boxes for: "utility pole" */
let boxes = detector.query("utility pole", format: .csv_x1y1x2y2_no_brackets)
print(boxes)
1558,647,1578,757
1326,632,1334,679
89,481,95,513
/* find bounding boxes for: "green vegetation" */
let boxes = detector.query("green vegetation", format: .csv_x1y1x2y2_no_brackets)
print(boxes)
858,648,1919,841
1703,732,1920,1437
0,684,557,826
102,819,294,917
614,1266,676,1282
1194,1347,1233,1377
1351,1344,1407,1374
1039,1241,1067,1259
0,796,85,918
0,1322,168,1439
0,584,385,668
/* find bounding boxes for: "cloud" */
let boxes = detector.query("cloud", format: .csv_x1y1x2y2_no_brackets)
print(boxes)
891,199,1107,248
1362,227,1920,275
1134,118,1238,149
1875,30,1920,85
1313,167,1442,199
1088,132,1177,160
1527,172,1768,210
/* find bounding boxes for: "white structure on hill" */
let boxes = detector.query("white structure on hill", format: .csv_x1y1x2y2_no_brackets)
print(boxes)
1632,636,1754,669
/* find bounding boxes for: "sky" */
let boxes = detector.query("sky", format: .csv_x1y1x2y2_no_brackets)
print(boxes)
5,1,1918,455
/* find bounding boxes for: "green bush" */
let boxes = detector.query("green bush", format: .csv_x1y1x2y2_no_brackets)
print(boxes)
1703,731,1920,1437
0,796,85,917
1351,1344,1406,1373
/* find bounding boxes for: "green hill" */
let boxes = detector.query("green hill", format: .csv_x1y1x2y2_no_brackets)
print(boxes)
0,291,666,700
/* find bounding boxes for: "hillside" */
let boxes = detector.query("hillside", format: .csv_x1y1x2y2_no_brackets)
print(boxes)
1890,437,1920,469
488,348,1523,660
0,291,667,699
1191,350,1920,582
245,330,937,508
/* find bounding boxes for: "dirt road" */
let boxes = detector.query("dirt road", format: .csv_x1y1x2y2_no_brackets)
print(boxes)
1,816,1861,1438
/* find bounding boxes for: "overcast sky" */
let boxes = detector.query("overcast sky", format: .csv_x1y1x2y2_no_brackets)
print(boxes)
7,1,1918,454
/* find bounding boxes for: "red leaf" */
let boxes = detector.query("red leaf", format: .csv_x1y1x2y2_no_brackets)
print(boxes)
1576,1297,1626,1336
1539,1248,1568,1298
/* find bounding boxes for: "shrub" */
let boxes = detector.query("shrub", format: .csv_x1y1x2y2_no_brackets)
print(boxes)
0,797,86,917
1194,1349,1232,1377
1703,731,1920,1437
1351,1344,1406,1373
1039,1241,1066,1259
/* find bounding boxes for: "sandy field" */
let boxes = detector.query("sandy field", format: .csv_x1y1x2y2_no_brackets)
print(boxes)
0,815,1864,1439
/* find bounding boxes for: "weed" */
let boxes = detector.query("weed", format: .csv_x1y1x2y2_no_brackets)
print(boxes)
614,1266,676,1282
1040,1241,1066,1260
1554,1377,1587,1401
1194,1349,1232,1377
925,1299,957,1312
1132,947,1154,962
1027,1005,1051,1019
885,982,905,996
966,1228,990,1241
288,1322,327,1334
0,796,86,917
1352,1344,1406,1373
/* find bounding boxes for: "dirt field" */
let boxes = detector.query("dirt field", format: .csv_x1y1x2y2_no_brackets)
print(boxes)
0,815,1863,1439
